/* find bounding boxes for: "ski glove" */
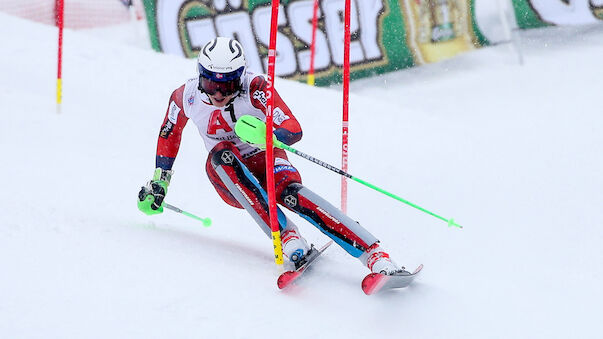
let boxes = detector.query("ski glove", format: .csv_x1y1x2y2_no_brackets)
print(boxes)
138,168,173,215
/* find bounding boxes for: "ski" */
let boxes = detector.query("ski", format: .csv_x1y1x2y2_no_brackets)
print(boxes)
361,264,423,295
277,240,333,289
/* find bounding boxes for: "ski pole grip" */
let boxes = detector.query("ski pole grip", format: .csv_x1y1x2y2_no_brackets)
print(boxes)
235,115,279,147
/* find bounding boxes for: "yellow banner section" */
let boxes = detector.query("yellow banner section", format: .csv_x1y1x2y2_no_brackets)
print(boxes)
400,0,479,64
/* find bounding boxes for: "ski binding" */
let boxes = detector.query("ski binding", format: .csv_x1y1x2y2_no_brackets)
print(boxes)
277,240,333,289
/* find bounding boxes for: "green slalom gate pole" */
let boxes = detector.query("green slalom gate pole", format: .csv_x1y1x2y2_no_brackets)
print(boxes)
234,115,462,229
164,202,212,227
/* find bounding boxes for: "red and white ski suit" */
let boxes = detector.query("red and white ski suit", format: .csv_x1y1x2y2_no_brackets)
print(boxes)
154,71,379,258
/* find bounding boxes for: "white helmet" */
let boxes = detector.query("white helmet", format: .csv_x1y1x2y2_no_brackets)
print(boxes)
197,37,246,96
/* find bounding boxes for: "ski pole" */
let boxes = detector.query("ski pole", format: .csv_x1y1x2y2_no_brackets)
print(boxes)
234,115,462,229
164,202,212,227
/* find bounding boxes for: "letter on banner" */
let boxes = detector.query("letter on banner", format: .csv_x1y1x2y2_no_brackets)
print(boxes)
157,0,186,57
323,0,365,66
288,0,331,72
356,0,383,60
215,11,264,74
253,5,298,76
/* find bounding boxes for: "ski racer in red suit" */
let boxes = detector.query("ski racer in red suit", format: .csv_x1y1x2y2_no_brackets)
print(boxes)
138,37,402,275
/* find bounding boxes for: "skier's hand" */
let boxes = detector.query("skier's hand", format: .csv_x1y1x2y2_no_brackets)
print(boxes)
137,168,172,215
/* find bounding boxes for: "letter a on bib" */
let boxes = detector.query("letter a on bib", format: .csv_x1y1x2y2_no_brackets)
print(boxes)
207,109,233,134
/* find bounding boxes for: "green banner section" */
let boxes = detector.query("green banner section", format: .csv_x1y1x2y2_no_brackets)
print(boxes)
511,0,603,29
511,0,549,29
142,0,488,86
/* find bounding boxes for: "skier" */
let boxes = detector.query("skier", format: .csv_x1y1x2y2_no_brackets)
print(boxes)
137,37,403,275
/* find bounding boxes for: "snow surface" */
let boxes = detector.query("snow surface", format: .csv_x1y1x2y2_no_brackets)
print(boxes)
2,11,603,339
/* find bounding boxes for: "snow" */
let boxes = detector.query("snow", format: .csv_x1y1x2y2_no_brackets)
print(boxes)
2,11,603,339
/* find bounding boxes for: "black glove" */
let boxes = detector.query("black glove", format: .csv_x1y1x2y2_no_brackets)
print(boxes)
138,168,172,215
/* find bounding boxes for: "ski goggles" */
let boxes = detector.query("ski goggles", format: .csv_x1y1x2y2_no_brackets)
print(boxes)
200,77,240,96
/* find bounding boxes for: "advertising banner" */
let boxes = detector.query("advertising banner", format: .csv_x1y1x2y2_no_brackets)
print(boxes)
512,0,603,29
142,0,488,85
400,0,485,64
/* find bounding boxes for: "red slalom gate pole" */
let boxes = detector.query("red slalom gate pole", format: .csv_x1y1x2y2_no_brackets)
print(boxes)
56,0,64,112
341,0,351,213
307,0,319,86
266,1,284,268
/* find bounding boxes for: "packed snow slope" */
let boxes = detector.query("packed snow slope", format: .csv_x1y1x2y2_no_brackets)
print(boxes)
1,13,602,339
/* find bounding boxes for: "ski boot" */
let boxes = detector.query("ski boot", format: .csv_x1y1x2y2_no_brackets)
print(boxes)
281,227,311,268
362,243,406,275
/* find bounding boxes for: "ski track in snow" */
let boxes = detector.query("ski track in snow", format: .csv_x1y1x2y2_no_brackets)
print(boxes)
1,11,602,339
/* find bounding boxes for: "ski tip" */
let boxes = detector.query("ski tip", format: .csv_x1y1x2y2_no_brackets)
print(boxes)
361,273,389,295
277,271,300,289
361,265,424,295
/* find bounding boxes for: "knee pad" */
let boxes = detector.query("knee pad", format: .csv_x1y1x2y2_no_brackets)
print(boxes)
210,141,242,169
280,182,304,211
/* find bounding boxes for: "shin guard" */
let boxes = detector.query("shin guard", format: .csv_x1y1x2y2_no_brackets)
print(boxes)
280,183,378,257
210,144,296,238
